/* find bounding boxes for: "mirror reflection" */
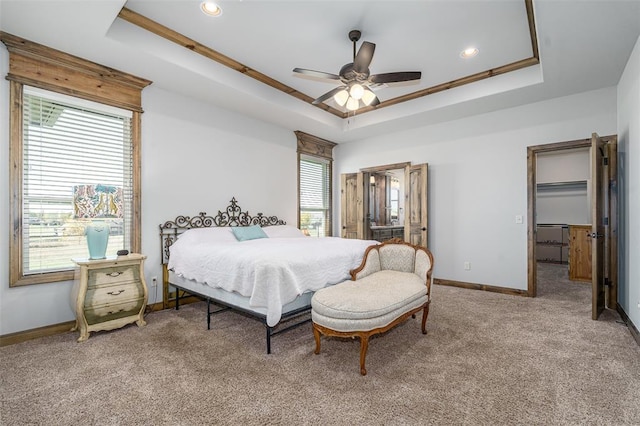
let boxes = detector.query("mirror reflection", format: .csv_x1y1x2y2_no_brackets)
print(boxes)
368,169,404,242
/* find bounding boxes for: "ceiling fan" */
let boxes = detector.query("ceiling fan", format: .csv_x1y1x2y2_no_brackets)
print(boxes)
293,30,421,111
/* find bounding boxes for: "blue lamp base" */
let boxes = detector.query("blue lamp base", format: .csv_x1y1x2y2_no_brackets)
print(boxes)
86,224,110,259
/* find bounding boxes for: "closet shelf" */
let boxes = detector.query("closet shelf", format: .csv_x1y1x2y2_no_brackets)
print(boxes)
536,181,587,191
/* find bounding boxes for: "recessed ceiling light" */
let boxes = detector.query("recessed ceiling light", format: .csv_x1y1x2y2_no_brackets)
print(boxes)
460,47,479,58
201,1,223,17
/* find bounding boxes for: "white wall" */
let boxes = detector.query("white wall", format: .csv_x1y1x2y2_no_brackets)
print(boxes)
536,188,590,225
0,41,298,334
335,87,617,290
536,149,590,224
537,148,590,183
617,35,640,331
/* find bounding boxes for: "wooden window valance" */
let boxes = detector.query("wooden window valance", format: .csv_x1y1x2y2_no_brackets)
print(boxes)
295,130,337,160
0,32,151,112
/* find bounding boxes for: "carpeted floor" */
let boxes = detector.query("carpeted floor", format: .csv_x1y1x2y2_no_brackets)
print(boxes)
1,263,638,425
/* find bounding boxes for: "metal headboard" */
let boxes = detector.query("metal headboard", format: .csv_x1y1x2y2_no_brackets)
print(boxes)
158,197,285,265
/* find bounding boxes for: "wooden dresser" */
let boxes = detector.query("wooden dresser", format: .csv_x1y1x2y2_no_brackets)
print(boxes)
71,254,148,342
370,225,404,242
568,225,592,282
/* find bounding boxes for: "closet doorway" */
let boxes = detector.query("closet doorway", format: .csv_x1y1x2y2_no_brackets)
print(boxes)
527,134,618,320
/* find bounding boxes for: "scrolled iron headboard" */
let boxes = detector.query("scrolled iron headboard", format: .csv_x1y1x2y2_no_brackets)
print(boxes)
159,197,285,264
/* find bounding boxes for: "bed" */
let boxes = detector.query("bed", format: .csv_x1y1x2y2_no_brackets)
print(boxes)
159,197,377,353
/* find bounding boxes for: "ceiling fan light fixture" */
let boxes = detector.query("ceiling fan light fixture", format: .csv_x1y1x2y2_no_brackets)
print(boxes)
349,83,365,100
346,97,360,111
460,47,478,58
333,89,349,106
361,89,376,106
296,30,422,111
201,1,223,17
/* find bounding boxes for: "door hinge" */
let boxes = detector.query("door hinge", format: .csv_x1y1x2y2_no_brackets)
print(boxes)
604,217,609,226
603,157,609,166
604,278,610,287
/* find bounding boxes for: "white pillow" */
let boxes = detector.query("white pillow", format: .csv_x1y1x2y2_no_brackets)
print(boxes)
262,225,306,238
176,227,237,244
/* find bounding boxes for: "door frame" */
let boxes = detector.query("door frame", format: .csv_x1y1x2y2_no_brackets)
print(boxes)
526,136,618,309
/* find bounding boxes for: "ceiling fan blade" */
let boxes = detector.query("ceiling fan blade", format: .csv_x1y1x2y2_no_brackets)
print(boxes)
353,41,375,73
293,68,341,81
369,95,380,107
369,71,422,84
312,86,347,105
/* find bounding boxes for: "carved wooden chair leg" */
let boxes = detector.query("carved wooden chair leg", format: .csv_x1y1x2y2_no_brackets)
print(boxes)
359,334,370,376
421,303,430,334
313,324,322,354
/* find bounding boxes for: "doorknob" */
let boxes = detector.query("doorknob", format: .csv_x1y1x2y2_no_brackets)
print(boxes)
589,232,603,239
421,227,427,231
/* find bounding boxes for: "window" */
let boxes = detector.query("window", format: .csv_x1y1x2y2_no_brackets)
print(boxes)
21,87,133,276
295,131,336,237
3,32,151,286
299,155,331,237
389,177,400,222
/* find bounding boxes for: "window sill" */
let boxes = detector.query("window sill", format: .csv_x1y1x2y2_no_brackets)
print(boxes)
11,269,75,287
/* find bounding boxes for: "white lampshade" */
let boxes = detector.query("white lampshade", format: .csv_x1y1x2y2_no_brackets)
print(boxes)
361,89,376,106
333,89,349,106
349,83,365,100
346,97,360,111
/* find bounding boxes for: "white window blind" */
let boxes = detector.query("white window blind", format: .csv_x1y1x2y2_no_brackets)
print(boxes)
299,154,331,237
22,87,133,275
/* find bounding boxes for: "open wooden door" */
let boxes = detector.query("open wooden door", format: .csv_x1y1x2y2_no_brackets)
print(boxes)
527,136,617,305
605,136,618,310
406,163,428,247
591,133,606,320
340,173,364,239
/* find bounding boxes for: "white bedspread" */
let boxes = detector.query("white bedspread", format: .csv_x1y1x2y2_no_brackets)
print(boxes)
168,236,377,326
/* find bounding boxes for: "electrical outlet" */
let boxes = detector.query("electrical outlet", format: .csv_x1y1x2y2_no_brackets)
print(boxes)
464,261,471,270
151,276,157,287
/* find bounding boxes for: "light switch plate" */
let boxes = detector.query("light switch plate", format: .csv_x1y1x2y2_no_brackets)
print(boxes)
515,215,523,224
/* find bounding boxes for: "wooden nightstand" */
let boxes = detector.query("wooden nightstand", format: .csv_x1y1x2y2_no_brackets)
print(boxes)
71,254,148,342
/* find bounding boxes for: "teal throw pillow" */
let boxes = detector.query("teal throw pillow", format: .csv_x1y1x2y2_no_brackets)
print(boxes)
231,225,268,242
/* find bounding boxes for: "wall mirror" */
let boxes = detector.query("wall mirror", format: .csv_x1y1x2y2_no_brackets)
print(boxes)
341,161,428,247
361,163,410,242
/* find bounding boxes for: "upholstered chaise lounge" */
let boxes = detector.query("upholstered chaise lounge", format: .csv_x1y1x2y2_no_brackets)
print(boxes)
311,238,434,375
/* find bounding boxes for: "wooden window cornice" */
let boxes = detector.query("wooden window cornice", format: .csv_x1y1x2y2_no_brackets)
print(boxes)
295,130,337,160
0,31,151,112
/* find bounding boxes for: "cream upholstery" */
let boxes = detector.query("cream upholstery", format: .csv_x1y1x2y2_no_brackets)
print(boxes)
378,244,416,272
311,238,434,375
352,249,381,280
312,271,426,326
